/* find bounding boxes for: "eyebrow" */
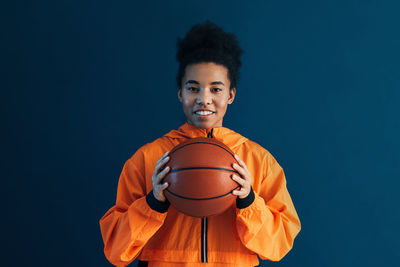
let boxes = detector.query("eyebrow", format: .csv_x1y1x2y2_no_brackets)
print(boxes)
185,80,225,86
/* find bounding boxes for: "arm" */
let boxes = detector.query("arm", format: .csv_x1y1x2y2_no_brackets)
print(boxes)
99,150,170,266
234,154,301,261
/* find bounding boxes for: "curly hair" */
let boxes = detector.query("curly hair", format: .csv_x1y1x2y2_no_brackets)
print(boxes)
176,20,244,90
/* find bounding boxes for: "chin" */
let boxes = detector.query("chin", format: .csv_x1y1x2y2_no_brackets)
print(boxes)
194,121,216,129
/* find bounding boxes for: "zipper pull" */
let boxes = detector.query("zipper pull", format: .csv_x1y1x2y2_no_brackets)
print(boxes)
207,128,214,138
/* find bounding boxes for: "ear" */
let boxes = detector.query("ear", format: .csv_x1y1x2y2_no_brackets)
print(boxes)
178,89,182,103
228,87,236,104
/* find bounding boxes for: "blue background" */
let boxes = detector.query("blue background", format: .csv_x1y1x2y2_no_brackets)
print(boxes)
3,0,400,266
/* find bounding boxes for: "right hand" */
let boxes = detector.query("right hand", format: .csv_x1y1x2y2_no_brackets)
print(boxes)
152,151,170,202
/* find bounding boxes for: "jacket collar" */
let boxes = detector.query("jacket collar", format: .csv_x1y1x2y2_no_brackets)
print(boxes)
163,122,248,150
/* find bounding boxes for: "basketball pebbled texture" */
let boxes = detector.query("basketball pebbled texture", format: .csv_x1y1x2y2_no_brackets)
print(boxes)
163,137,240,217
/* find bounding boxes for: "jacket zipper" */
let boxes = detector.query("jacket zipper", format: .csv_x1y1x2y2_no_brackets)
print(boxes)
201,217,208,262
201,128,212,263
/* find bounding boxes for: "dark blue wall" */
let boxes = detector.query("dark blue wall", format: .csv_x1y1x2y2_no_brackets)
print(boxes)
3,0,399,266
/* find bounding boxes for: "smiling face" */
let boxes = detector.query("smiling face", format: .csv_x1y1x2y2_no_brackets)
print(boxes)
178,62,236,129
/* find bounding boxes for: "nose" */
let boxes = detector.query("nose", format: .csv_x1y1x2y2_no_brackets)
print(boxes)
196,88,212,105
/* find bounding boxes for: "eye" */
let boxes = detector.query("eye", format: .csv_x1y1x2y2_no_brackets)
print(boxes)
212,88,222,92
187,87,199,92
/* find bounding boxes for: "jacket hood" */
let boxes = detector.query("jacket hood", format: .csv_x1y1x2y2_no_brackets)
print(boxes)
163,122,248,150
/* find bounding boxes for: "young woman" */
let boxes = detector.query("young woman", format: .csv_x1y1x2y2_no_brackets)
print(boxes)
100,21,301,267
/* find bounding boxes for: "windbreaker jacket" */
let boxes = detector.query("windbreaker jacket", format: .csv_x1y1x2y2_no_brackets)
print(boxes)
99,123,301,266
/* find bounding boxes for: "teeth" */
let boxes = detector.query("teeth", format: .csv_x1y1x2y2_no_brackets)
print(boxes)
195,110,213,115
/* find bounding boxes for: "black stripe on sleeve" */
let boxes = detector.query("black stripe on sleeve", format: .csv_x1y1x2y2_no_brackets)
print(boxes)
146,190,170,213
236,187,255,209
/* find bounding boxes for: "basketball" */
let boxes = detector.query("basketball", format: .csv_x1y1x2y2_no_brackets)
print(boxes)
163,137,240,217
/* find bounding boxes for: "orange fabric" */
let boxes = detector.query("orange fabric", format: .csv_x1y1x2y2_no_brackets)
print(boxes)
99,123,301,266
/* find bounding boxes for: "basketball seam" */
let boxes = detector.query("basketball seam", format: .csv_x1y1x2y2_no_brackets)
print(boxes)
169,141,235,158
170,167,239,174
165,185,240,201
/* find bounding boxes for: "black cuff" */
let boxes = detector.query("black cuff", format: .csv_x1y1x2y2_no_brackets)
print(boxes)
146,190,170,213
236,187,255,209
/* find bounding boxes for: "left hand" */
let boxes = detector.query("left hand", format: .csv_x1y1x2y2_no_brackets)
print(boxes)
231,154,252,199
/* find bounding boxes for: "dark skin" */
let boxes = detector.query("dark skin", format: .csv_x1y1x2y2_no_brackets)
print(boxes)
152,62,252,202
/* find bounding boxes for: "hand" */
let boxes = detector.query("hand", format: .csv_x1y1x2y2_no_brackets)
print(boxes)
231,154,252,199
152,151,170,202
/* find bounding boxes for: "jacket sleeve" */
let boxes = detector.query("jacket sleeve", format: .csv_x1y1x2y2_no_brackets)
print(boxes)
99,149,169,267
235,154,301,261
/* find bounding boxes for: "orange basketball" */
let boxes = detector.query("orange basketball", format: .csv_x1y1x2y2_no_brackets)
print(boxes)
163,137,240,217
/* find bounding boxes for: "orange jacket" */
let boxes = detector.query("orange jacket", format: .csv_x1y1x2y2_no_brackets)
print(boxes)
99,123,301,266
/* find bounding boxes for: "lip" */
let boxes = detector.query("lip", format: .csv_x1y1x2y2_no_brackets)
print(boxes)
193,110,215,120
193,109,216,113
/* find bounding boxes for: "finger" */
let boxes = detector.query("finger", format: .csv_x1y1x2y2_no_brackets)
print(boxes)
156,182,169,192
153,162,167,183
234,154,249,172
156,151,168,164
235,156,250,175
232,162,248,180
232,174,245,186
154,156,170,175
160,182,169,190
159,156,170,171
232,189,247,196
155,166,170,185
155,152,169,167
